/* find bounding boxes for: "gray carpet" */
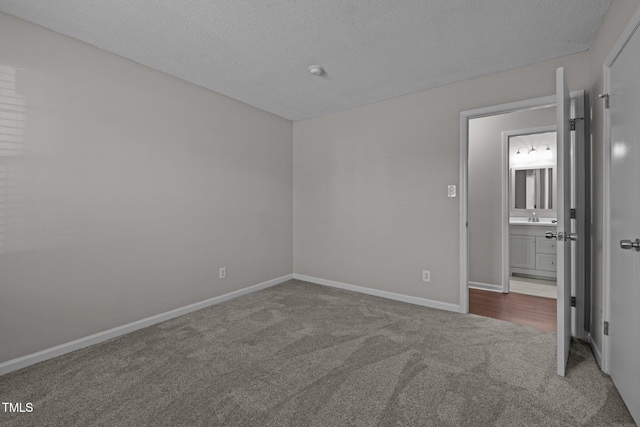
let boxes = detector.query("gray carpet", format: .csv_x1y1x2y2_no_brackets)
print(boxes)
0,279,635,426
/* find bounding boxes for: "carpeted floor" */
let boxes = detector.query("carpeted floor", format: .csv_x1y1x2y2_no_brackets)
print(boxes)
0,279,635,426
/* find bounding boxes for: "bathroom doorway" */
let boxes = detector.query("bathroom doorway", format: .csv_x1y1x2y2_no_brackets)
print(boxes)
466,107,559,329
504,127,558,300
461,91,588,341
467,107,556,294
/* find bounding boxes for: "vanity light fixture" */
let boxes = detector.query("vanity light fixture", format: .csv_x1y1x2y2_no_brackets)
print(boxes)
515,144,552,160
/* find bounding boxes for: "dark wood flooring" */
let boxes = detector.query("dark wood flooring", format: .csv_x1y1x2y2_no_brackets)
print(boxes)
469,288,556,331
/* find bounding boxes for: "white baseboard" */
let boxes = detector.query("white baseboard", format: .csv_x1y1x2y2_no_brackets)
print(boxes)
468,281,504,293
588,333,603,369
293,274,460,313
0,274,293,377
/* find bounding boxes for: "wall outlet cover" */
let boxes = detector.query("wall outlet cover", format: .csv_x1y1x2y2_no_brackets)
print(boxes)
422,270,431,282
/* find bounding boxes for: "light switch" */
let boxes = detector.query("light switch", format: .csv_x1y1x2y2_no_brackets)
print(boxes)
447,185,456,198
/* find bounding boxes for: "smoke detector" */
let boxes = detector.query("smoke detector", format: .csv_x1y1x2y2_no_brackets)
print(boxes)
308,65,324,76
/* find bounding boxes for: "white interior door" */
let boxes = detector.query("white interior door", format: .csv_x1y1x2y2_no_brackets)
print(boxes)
608,18,640,423
555,67,572,377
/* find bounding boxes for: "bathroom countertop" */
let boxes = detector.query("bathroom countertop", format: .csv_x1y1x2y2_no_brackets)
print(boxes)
509,218,557,227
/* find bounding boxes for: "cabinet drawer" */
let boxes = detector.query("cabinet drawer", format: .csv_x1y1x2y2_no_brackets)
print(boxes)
536,237,557,254
536,254,557,272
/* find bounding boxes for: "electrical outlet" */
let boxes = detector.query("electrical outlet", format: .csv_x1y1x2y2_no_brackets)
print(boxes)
422,270,431,282
219,267,226,279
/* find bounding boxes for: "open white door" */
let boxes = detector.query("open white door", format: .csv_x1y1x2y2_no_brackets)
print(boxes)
555,67,572,377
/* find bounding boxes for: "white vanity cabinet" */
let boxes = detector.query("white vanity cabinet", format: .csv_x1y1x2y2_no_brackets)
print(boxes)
509,225,557,280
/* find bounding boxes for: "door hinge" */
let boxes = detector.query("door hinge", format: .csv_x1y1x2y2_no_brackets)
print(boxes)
598,93,610,109
570,208,576,219
604,321,609,336
570,118,584,131
571,296,576,307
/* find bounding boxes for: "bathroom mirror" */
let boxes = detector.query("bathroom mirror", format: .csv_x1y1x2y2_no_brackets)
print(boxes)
510,166,555,211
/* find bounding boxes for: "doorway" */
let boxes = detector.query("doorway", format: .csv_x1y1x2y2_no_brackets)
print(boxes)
505,127,558,299
467,109,557,297
459,91,588,341
466,109,559,330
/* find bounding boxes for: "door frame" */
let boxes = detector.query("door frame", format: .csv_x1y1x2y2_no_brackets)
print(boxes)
601,5,640,375
501,125,558,294
459,92,587,341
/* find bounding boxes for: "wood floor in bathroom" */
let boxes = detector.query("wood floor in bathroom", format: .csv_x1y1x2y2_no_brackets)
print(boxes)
469,288,556,331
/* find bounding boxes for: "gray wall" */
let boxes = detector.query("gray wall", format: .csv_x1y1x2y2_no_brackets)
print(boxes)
468,108,556,287
0,13,293,363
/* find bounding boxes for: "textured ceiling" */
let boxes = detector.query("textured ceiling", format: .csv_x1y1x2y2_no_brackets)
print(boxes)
0,0,611,120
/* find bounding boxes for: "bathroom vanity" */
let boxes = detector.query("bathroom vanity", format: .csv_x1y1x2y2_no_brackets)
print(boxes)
509,221,557,280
